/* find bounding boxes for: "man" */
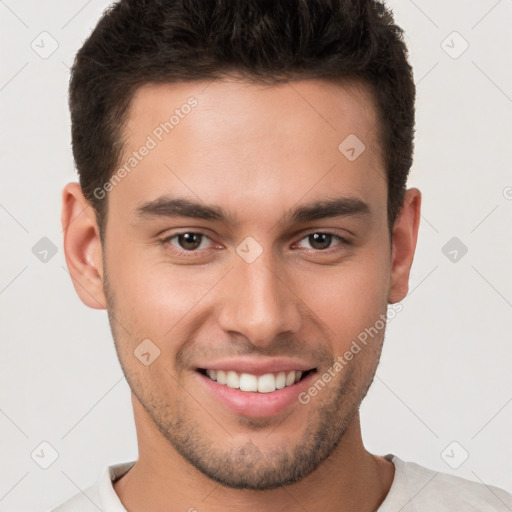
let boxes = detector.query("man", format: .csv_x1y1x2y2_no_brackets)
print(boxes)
54,0,512,510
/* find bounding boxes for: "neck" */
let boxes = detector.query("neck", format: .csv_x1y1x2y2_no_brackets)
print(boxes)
114,398,395,512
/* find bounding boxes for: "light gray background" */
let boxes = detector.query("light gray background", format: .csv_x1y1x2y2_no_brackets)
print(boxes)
1,1,511,510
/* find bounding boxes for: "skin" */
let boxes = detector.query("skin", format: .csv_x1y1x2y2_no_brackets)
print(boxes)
62,77,421,511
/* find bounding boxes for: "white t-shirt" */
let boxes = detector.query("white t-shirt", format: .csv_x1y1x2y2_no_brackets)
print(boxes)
50,453,512,511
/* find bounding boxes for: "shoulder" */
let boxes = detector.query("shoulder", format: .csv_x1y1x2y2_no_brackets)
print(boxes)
49,461,135,512
380,454,512,512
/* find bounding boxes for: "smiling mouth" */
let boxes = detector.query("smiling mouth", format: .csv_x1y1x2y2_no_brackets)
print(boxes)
197,368,316,393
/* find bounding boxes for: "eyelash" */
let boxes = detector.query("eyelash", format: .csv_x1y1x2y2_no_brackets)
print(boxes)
160,231,351,258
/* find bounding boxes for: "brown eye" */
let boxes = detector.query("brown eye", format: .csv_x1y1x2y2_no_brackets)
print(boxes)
294,232,351,253
307,233,333,250
162,232,212,254
159,230,223,261
176,232,203,251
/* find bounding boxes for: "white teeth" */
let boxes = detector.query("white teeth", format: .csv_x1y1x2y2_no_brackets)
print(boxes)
204,369,306,393
226,370,239,389
257,373,276,393
239,373,258,392
275,372,286,389
216,370,227,385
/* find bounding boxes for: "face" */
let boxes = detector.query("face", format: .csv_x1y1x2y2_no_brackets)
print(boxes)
67,77,418,490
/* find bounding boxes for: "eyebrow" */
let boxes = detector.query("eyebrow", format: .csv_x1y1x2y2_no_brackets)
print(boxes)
134,195,371,226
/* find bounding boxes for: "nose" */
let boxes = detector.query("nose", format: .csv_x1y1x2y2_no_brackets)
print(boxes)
216,249,302,347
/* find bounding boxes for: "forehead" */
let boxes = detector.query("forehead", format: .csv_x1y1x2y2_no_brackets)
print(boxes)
109,77,386,227
124,77,381,155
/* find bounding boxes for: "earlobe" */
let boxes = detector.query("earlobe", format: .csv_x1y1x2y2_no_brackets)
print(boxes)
388,188,421,304
61,182,107,310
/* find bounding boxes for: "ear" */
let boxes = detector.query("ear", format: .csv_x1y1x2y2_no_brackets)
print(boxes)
61,182,107,309
388,188,421,304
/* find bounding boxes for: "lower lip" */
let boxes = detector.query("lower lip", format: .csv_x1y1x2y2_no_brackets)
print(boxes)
196,371,317,418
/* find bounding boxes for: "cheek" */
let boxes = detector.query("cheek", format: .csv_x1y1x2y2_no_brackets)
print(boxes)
294,252,390,342
110,253,221,341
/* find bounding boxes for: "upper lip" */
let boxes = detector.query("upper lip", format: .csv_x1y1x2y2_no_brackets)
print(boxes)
197,357,316,376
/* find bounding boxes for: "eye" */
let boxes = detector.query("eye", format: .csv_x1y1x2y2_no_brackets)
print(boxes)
162,232,214,253
295,232,349,251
